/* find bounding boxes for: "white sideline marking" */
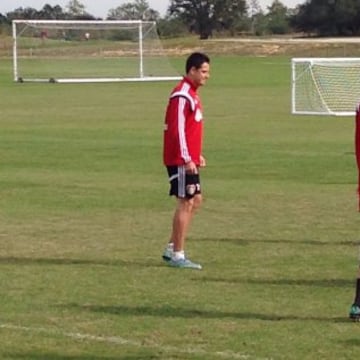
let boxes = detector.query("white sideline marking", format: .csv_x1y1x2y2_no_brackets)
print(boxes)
0,323,259,359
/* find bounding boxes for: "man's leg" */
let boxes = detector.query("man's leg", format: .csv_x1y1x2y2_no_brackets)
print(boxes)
171,197,196,256
162,199,192,261
166,194,202,269
162,201,192,260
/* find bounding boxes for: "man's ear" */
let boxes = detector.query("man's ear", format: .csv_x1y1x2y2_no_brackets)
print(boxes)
188,66,196,75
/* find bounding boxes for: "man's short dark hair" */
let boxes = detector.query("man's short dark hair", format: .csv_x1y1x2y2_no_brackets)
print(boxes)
186,52,210,74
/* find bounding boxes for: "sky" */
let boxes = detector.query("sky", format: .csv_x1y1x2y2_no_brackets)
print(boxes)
1,0,304,18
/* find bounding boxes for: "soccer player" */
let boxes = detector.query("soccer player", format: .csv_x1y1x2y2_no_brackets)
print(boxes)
350,102,360,320
162,52,211,269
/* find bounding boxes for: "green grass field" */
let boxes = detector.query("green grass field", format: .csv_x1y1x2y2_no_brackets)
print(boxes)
0,53,360,360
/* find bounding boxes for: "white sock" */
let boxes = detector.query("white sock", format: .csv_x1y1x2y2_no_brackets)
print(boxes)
172,250,185,260
166,242,174,251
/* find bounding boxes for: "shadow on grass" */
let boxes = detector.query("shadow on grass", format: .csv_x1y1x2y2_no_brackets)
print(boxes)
342,339,360,346
195,237,360,247
64,303,347,323
192,276,354,288
0,257,162,268
0,353,158,360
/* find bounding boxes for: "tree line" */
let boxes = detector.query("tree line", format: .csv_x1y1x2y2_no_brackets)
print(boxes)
1,0,360,38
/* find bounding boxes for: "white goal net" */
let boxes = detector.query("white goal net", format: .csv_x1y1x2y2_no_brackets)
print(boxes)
12,19,181,83
291,57,360,116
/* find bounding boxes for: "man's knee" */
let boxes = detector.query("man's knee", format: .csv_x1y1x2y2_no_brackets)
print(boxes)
193,194,202,210
177,195,202,212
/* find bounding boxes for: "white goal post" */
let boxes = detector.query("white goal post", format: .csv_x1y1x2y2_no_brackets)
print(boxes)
291,57,360,116
12,19,181,83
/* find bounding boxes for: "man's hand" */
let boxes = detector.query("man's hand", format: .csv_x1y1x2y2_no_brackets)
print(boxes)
200,155,206,167
185,160,198,174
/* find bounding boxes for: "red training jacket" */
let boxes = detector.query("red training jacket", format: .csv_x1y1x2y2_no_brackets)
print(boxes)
163,77,204,166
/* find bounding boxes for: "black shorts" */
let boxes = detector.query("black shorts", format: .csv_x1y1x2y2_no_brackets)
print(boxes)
166,166,201,199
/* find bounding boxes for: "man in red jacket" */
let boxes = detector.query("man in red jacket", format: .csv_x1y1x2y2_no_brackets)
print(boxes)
350,102,360,320
162,52,210,269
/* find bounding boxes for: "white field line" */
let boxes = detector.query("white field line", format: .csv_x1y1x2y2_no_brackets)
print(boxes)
0,323,269,360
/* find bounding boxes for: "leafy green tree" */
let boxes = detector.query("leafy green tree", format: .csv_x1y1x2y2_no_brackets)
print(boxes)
107,0,159,21
247,0,268,35
169,0,215,39
169,0,247,39
66,0,95,19
291,0,360,36
252,12,268,35
6,7,39,20
38,4,66,19
66,0,86,17
157,17,188,37
5,3,93,21
248,0,261,17
214,0,248,35
266,0,290,34
0,12,10,35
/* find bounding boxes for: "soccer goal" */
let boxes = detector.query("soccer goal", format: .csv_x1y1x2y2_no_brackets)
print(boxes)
291,57,360,116
12,19,182,83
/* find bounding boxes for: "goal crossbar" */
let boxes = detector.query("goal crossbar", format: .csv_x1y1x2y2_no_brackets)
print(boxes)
18,76,183,83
